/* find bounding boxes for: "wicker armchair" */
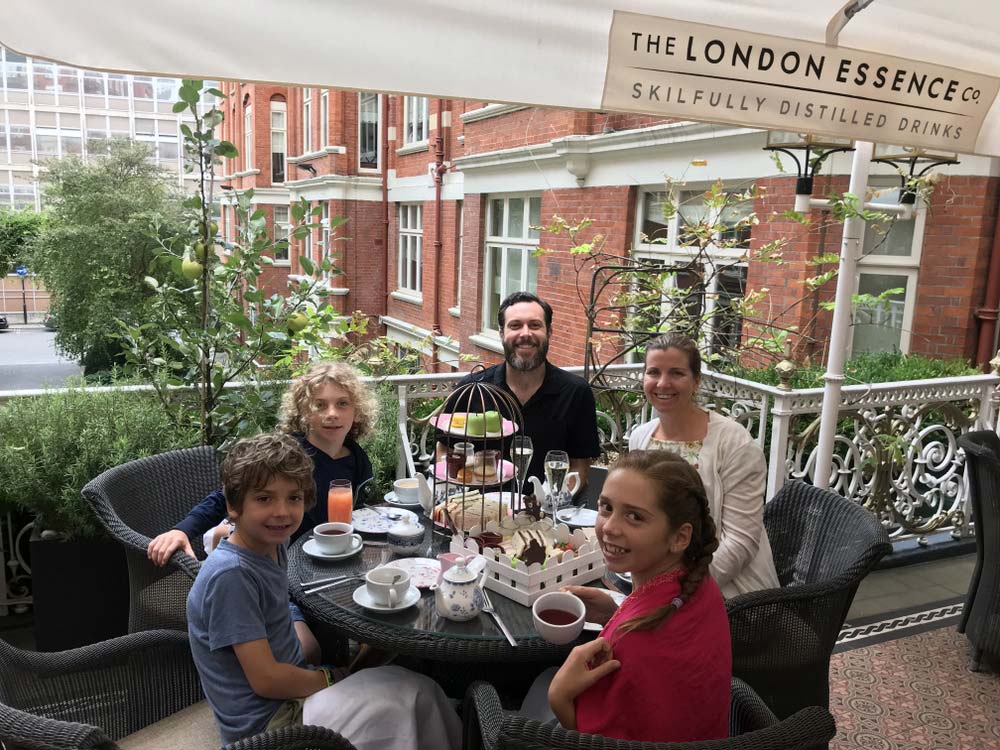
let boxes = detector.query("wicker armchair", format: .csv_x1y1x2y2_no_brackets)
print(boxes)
956,431,1000,670
462,677,835,750
0,629,354,750
82,446,221,632
726,480,891,720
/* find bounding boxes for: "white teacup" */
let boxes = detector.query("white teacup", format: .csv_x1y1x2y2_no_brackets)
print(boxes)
312,522,361,555
366,566,411,608
532,591,585,645
393,477,420,504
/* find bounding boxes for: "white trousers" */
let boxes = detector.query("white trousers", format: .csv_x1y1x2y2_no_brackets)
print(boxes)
303,665,461,750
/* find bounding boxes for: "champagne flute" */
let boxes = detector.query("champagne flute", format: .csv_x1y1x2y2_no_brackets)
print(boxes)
544,450,569,527
511,435,533,507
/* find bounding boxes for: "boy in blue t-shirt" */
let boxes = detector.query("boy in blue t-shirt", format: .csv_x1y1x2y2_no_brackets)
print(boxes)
187,432,460,749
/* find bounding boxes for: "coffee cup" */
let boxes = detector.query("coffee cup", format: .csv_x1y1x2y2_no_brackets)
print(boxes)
393,477,420,505
532,591,585,644
366,566,411,608
312,522,361,555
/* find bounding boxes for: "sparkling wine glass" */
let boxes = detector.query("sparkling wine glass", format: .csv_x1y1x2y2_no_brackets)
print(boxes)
511,435,533,505
544,449,569,526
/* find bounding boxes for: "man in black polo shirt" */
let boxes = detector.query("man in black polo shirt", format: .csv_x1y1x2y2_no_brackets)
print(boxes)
454,291,601,486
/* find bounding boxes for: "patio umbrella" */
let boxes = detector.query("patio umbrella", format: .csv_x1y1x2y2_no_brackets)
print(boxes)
6,0,1000,487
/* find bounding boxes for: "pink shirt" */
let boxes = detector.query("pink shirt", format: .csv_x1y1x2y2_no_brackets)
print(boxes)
575,568,732,743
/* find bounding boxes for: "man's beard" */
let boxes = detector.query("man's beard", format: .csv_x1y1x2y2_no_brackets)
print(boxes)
504,336,549,372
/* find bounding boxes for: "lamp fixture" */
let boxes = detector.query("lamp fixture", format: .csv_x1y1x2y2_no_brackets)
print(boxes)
871,144,959,204
296,164,317,176
764,131,855,213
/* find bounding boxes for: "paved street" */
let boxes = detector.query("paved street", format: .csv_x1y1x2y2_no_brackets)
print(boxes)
0,326,83,390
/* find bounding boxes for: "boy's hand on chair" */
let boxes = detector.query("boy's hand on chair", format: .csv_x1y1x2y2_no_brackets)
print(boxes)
561,586,619,626
549,637,620,704
148,529,195,566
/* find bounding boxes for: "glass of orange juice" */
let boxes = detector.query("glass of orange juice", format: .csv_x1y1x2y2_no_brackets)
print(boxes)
328,479,353,524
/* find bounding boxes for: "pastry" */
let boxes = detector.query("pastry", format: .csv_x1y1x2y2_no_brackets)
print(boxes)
484,410,501,433
465,414,486,436
449,413,467,430
433,491,508,531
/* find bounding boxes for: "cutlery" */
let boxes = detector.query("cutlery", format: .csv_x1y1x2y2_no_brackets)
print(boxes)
302,574,352,587
481,588,517,647
303,576,363,595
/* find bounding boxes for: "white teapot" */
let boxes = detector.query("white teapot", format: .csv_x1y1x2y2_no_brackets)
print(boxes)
527,473,581,510
434,555,486,622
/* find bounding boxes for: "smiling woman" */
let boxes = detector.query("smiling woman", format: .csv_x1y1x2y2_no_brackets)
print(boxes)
628,333,779,598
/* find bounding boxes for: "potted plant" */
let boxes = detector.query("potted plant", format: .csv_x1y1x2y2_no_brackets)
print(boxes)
0,382,197,650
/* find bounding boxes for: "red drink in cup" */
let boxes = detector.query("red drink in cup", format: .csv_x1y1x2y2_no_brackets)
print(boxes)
328,479,353,524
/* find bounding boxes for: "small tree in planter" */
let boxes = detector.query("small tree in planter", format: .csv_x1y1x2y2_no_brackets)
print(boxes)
117,80,365,448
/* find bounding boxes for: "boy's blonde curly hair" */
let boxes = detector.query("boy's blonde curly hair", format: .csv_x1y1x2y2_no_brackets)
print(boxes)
279,361,378,441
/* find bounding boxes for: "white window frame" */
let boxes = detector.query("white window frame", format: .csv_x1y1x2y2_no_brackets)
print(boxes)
270,100,286,184
302,89,312,155
243,104,253,171
320,90,329,148
450,202,464,316
320,202,333,279
357,92,381,172
633,186,752,355
850,180,926,355
481,194,541,335
397,204,423,297
403,96,429,146
273,205,290,265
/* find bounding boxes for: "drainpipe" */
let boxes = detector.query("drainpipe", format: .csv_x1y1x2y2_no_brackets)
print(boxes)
975,194,1000,368
431,100,450,372
382,97,390,313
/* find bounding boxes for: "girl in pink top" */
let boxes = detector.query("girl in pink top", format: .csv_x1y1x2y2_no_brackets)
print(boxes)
550,450,732,743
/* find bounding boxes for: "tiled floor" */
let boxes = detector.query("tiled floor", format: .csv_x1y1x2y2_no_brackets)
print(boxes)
847,553,974,620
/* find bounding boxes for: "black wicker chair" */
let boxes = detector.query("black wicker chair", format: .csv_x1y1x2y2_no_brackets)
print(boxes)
0,629,355,750
462,677,835,750
82,446,221,632
726,480,891,720
956,431,1000,671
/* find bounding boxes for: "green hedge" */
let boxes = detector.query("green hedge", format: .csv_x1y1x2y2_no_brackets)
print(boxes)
0,385,199,539
720,351,980,389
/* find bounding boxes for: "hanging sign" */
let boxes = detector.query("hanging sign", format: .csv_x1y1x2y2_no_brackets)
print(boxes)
602,11,1000,153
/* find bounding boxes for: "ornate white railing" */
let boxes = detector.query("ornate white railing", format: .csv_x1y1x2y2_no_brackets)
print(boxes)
2,365,995,617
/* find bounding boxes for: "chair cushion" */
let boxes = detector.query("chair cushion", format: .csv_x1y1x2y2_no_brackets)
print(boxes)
117,700,219,750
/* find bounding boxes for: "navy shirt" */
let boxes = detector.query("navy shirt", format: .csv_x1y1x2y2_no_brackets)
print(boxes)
175,433,374,543
453,361,601,481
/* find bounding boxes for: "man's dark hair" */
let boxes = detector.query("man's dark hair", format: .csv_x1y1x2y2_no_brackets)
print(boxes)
497,291,553,331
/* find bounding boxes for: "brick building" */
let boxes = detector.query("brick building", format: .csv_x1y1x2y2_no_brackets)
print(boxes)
218,84,1000,371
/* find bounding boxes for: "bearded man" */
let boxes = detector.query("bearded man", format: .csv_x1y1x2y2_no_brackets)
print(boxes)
452,291,600,485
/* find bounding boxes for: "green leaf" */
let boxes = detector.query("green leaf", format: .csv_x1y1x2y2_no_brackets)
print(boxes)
215,141,239,159
172,101,189,113
291,203,306,222
299,255,315,275
206,88,226,98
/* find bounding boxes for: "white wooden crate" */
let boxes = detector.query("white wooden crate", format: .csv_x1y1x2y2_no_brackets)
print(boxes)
449,522,606,607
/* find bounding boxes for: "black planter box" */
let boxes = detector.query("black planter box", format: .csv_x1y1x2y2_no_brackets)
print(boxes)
30,535,129,651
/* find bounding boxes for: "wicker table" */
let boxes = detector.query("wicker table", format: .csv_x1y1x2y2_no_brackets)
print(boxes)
287,515,591,664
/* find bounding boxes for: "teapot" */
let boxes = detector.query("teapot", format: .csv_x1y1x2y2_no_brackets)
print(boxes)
434,554,486,622
526,473,581,511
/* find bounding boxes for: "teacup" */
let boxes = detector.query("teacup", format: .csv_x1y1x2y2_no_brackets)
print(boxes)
393,477,420,505
312,522,361,555
532,591,585,645
366,566,411,608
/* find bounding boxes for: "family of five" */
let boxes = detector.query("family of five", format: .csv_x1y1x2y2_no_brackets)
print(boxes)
155,291,777,748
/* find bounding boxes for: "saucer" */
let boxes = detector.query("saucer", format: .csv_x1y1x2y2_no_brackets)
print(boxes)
384,491,423,508
555,507,598,528
352,583,421,612
582,589,628,632
383,557,441,589
303,537,362,561
352,506,420,534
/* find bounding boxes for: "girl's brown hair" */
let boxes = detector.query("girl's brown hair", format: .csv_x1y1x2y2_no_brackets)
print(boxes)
610,449,719,636
644,333,702,380
279,361,379,441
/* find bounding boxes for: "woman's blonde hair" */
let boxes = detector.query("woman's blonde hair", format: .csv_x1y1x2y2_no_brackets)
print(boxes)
279,361,379,441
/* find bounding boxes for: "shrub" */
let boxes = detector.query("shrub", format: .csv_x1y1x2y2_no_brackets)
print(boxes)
360,384,401,495
719,351,979,388
0,384,199,539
